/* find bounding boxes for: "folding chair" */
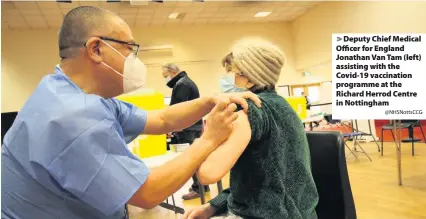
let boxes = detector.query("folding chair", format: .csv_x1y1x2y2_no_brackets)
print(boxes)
341,120,372,161
350,120,380,152
165,195,178,214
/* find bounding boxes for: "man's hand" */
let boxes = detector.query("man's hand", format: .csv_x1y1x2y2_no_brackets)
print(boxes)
202,99,238,146
182,204,217,219
214,91,261,113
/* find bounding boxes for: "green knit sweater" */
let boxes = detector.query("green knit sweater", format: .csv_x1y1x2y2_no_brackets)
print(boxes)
209,90,318,219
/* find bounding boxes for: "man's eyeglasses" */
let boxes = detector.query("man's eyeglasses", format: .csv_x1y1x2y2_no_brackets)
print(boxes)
97,36,140,57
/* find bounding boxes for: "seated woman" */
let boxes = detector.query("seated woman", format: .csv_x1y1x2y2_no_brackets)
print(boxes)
184,41,318,219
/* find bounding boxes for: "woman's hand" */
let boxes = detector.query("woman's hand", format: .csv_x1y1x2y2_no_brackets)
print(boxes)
182,204,217,219
214,91,262,114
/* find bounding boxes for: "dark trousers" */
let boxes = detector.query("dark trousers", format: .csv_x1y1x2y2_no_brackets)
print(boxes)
174,130,210,193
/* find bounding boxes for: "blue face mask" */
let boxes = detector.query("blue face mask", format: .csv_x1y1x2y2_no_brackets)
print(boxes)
219,73,246,93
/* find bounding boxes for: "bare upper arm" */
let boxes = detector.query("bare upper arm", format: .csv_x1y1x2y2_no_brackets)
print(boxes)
143,110,167,135
197,111,251,184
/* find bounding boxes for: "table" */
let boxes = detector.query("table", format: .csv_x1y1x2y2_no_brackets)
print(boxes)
302,114,325,131
142,152,185,214
141,151,224,214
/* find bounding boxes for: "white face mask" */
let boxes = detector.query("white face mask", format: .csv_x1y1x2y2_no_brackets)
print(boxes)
219,72,246,93
100,40,147,94
164,76,171,84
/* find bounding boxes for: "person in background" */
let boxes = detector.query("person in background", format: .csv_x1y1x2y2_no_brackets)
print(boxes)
162,63,210,200
1,6,262,219
302,91,320,128
302,91,311,110
183,41,318,219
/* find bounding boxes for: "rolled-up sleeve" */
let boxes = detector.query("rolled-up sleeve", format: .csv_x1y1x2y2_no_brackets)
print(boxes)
109,99,148,143
46,119,149,216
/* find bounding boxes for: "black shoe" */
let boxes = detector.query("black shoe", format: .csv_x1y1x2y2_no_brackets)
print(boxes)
182,191,200,200
190,187,210,193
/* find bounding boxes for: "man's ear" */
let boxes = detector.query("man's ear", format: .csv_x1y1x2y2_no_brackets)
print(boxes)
85,37,103,64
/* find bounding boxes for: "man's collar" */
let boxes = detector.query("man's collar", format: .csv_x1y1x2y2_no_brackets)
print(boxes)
54,64,84,92
54,65,65,75
167,71,187,88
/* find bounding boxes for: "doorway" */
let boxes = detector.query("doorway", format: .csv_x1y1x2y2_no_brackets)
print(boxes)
290,83,321,113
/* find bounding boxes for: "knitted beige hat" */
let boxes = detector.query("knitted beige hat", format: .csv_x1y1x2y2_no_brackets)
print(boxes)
232,40,285,89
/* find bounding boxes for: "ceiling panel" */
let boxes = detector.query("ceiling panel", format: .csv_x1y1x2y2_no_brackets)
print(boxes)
120,7,139,15
30,23,49,29
79,1,101,7
2,1,323,30
37,2,61,10
2,2,16,10
161,1,177,8
58,1,80,9
121,15,136,25
100,4,120,13
2,9,21,18
13,1,39,10
23,15,44,23
41,9,63,17
174,1,193,7
47,17,63,28
6,16,26,26
9,22,27,29
19,9,42,16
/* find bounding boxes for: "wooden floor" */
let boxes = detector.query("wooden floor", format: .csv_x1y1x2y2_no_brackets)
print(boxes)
129,141,426,219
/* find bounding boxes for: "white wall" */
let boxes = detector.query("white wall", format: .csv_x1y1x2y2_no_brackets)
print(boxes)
1,22,296,112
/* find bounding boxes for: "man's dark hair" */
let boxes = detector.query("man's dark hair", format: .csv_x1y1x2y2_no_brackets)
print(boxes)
58,6,112,59
221,52,234,68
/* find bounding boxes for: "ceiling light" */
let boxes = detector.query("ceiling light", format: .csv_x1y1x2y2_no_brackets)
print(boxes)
129,0,148,5
254,12,271,18
168,12,186,19
168,12,180,19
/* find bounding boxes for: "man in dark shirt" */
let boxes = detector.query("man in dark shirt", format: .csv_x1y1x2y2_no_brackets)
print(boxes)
302,92,311,110
162,63,210,200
